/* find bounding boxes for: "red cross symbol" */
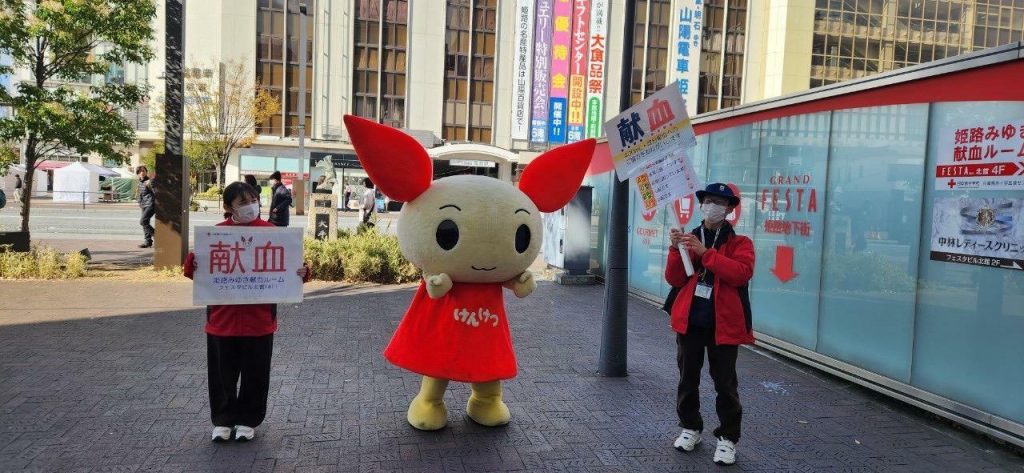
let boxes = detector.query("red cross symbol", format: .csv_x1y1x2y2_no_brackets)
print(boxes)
947,178,956,189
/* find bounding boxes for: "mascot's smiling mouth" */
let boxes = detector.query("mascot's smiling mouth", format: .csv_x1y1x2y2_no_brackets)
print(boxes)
472,266,497,271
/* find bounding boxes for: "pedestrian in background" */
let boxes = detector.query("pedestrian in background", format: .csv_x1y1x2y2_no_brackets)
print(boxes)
267,171,291,227
136,166,155,248
13,174,23,203
361,178,376,226
665,183,755,466
344,184,352,211
184,181,310,442
243,174,261,207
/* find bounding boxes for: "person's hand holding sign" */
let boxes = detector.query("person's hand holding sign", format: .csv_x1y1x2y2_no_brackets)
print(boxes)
681,233,708,257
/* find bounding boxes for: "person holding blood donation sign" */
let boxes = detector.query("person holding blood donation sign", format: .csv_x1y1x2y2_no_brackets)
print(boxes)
665,183,755,466
183,182,311,443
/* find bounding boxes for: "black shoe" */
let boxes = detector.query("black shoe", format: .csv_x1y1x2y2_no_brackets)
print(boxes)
139,241,153,248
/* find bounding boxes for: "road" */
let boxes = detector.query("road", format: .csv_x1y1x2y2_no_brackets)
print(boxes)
0,203,397,241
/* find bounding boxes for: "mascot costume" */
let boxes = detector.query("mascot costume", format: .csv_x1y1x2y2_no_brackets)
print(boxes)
343,115,595,430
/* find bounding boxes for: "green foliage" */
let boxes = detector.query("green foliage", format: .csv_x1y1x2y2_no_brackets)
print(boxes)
141,139,219,180
304,229,419,284
824,252,916,294
0,246,87,279
0,0,157,233
0,142,16,176
195,185,223,200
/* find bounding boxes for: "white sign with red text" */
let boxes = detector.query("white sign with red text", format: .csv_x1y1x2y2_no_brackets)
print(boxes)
193,226,305,306
935,120,1024,191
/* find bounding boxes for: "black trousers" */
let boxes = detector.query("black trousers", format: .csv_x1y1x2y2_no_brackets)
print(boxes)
207,334,274,428
676,325,742,443
140,207,155,242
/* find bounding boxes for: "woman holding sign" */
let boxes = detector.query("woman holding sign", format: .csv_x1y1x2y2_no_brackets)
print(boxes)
665,183,755,466
184,182,311,442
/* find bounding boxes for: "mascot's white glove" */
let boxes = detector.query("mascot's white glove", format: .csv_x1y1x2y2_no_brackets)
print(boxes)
425,273,453,299
505,271,536,299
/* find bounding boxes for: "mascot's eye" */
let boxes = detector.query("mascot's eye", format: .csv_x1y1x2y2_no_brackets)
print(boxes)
515,224,531,254
436,219,459,250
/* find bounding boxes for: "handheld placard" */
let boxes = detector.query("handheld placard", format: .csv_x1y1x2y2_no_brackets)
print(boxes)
677,243,695,276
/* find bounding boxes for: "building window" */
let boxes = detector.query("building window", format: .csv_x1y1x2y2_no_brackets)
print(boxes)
256,0,314,137
353,0,409,128
629,0,671,106
810,0,1023,90
444,0,496,143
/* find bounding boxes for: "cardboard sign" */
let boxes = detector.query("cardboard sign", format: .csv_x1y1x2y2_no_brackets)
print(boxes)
193,226,305,305
602,81,697,181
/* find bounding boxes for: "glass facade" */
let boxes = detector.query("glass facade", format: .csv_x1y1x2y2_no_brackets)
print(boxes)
699,0,747,113
591,99,1024,435
629,0,747,112
628,0,671,106
811,0,1024,88
353,0,409,128
256,0,314,137
443,0,496,143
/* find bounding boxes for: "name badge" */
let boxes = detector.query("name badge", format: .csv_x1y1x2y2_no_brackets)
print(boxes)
694,283,712,299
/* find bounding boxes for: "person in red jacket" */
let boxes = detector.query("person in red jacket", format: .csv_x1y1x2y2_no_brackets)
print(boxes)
665,183,755,466
184,181,310,443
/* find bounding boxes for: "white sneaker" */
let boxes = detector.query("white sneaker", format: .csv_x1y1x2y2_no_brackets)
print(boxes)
673,429,702,452
234,425,255,441
211,426,232,442
713,437,736,466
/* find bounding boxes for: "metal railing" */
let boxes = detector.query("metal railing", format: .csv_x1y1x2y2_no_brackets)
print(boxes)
9,190,139,209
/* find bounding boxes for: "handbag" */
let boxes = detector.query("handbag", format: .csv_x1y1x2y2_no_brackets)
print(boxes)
662,285,681,313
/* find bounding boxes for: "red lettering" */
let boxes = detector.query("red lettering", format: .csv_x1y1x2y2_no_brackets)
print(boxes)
771,189,779,211
808,189,818,212
784,189,791,211
796,188,805,211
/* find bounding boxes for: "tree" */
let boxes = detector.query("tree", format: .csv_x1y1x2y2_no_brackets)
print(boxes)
0,0,155,241
182,60,280,188
140,139,218,194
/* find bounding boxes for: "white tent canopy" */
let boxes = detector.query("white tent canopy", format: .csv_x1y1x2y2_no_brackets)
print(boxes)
52,162,119,203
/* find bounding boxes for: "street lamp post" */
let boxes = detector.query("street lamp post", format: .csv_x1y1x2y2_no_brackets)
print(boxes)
296,1,308,215
598,0,636,377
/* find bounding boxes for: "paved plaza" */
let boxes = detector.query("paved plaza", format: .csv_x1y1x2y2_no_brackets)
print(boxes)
0,280,1021,472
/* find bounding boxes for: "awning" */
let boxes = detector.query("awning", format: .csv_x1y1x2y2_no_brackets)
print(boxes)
34,161,72,171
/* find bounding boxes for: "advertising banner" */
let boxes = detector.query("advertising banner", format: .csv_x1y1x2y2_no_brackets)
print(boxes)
548,0,573,144
530,0,553,143
566,0,590,143
585,0,609,138
511,0,535,141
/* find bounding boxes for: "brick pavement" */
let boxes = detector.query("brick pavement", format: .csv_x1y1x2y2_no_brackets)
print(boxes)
0,281,1021,472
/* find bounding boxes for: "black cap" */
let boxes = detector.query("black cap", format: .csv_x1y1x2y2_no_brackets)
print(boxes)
695,182,739,206
269,171,282,181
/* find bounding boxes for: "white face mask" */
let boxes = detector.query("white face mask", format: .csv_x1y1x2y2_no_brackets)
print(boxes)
233,202,260,224
701,202,728,224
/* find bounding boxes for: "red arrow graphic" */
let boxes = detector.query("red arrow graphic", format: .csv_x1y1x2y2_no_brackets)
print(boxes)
771,245,798,283
1018,162,1024,176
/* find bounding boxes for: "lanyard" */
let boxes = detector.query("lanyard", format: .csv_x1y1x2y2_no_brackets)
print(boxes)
697,225,721,284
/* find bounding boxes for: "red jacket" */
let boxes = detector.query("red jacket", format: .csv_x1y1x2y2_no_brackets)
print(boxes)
184,217,309,337
665,224,756,345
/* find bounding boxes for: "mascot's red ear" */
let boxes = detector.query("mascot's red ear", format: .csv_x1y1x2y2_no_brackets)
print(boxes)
343,115,432,202
518,138,596,213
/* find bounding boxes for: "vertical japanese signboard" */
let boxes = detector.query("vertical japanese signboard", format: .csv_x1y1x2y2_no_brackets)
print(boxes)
930,120,1024,271
548,0,572,144
670,0,702,115
566,0,590,143
585,0,608,139
530,0,553,144
193,227,305,305
511,0,535,141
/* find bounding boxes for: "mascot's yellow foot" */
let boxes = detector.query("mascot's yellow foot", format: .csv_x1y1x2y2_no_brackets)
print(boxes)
466,381,510,427
407,395,448,431
407,376,449,431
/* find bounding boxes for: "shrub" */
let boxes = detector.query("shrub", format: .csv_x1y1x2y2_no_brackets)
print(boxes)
0,246,87,279
195,185,223,201
304,228,419,284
